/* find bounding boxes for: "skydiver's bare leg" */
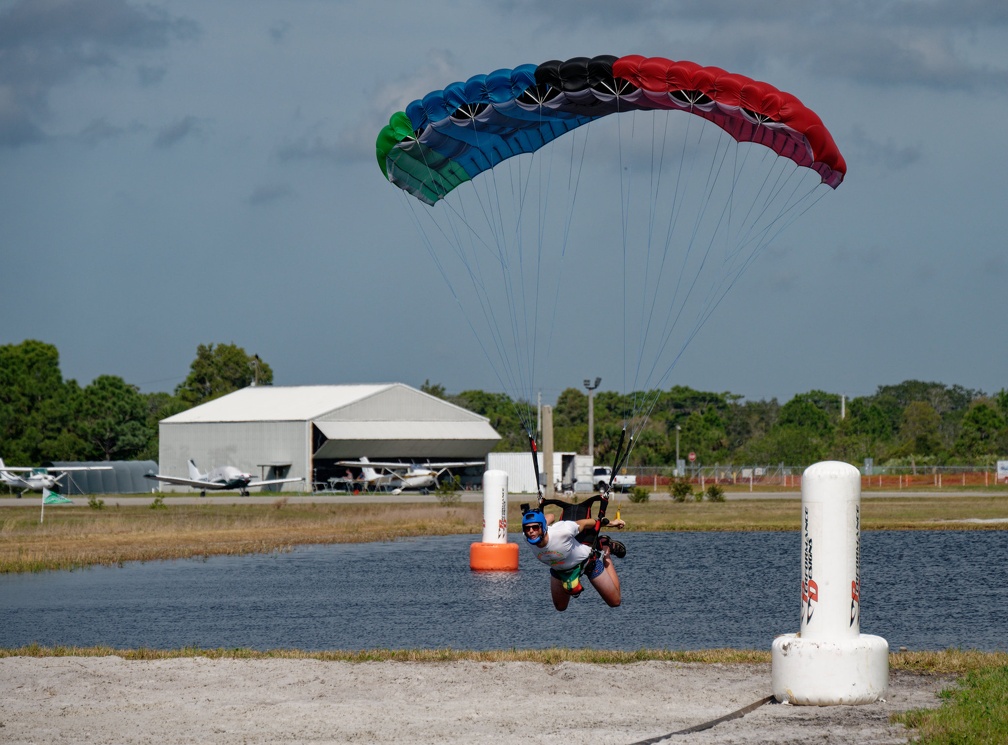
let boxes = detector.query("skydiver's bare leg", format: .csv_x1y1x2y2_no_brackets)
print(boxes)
550,576,571,611
589,553,621,607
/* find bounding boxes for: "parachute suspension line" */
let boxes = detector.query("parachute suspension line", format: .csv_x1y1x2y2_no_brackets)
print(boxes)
615,100,632,422
634,159,830,436
629,109,693,419
631,118,726,418
518,115,550,423
626,122,785,438
521,105,566,415
539,114,593,410
463,118,544,420
452,120,537,418
633,109,673,417
402,194,527,411
438,193,528,402
630,108,690,437
402,144,537,429
469,122,531,407
630,108,676,425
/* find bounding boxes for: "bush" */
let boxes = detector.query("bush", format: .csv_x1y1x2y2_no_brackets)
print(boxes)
670,479,693,503
704,484,726,502
435,475,461,506
627,486,650,503
149,495,166,510
87,495,105,510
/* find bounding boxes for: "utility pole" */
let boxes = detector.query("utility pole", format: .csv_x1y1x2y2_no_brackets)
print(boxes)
675,424,682,477
537,390,542,439
583,377,602,462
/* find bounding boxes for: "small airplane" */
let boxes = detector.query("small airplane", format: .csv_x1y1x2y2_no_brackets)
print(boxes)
145,459,303,497
0,458,112,497
336,456,483,495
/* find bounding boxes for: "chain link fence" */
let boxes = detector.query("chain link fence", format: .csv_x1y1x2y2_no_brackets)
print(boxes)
628,464,1007,490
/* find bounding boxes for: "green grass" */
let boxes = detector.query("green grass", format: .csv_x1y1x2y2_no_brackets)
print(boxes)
894,663,1008,743
0,643,772,664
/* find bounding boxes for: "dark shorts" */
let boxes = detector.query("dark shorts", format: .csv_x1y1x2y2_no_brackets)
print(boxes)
550,556,604,583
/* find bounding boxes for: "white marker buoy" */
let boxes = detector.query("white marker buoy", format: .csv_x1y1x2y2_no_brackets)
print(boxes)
469,469,518,571
771,461,888,705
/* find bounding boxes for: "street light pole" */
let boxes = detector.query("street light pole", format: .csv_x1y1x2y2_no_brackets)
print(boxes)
675,425,681,476
583,377,602,462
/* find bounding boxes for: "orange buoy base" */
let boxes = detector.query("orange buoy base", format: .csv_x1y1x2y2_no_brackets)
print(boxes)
469,541,519,571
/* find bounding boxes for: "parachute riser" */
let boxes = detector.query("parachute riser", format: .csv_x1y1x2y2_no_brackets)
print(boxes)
527,431,544,507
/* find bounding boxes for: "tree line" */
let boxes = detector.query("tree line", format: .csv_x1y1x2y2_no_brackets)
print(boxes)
2,339,1005,468
0,340,270,464
421,380,1008,469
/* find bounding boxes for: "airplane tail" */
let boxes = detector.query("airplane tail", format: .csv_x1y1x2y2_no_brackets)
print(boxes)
188,459,202,480
358,456,381,483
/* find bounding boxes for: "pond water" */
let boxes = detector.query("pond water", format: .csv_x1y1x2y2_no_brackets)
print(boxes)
1,531,1004,651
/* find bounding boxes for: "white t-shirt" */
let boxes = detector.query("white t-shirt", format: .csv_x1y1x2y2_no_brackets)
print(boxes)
532,520,592,571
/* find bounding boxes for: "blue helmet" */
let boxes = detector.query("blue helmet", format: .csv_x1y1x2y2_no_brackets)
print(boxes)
522,510,548,545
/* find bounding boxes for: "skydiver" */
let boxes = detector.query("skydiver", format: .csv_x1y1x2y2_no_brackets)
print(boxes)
521,509,626,611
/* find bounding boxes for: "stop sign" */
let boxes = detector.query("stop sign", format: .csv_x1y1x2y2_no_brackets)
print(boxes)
688,451,696,462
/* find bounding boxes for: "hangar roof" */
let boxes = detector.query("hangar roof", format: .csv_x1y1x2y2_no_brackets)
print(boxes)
162,384,400,423
161,384,493,427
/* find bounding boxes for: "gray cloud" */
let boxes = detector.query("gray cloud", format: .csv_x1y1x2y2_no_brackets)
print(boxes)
269,20,291,43
0,0,198,148
137,64,167,87
276,135,346,164
246,183,294,206
153,115,202,149
846,125,924,172
495,0,1008,91
79,117,125,146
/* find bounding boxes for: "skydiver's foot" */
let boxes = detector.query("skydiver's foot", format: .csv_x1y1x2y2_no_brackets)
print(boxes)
599,535,626,559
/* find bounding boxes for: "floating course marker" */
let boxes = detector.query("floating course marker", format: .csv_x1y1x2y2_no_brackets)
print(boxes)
771,460,889,705
469,469,519,571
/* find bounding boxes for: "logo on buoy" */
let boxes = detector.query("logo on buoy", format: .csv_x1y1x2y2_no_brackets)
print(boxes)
801,506,818,624
850,505,861,627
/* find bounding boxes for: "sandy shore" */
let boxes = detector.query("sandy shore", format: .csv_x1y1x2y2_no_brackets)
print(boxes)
0,657,949,744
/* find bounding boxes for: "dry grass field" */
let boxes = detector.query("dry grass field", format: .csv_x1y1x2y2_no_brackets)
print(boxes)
2,493,1006,573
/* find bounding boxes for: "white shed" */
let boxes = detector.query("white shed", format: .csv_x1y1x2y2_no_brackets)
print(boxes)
157,384,500,492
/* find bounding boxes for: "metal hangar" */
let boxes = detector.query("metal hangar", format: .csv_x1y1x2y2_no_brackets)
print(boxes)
157,383,500,492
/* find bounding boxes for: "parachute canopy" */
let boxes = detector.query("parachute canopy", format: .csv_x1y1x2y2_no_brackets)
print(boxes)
377,54,845,204
374,55,845,464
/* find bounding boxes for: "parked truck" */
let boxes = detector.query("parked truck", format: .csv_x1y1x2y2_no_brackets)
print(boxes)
592,466,636,493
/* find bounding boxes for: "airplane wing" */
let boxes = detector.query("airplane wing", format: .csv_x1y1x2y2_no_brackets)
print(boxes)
246,476,304,489
336,460,409,471
336,460,483,470
143,473,228,490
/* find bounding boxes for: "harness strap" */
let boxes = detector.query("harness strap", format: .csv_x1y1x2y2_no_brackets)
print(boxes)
549,547,602,595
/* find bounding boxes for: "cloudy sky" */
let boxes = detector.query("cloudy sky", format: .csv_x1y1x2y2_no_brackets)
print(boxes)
2,0,1006,405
